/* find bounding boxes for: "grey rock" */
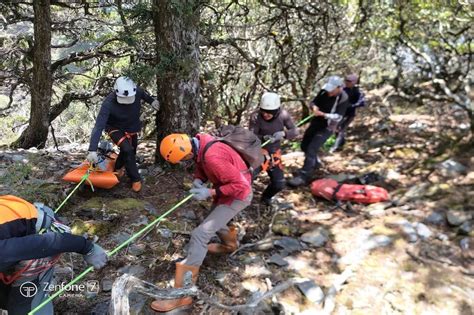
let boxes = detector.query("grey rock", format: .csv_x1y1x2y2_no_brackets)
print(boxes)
401,183,430,202
91,300,109,315
301,227,329,247
436,233,449,242
101,279,113,292
129,292,150,315
12,154,28,163
400,221,418,243
363,235,393,250
131,215,149,227
425,212,445,225
447,210,471,226
214,272,227,286
143,202,159,216
439,159,467,176
128,243,146,256
117,265,147,277
267,254,289,267
296,280,325,304
460,238,470,250
157,228,173,238
112,232,132,244
459,221,473,235
415,222,432,240
274,237,303,254
181,210,197,220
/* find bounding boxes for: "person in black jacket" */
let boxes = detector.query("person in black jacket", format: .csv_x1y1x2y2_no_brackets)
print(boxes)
86,76,160,192
329,74,366,153
288,76,349,187
0,195,107,315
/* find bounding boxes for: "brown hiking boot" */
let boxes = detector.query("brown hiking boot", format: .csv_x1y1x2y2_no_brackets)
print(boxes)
150,262,199,312
132,181,142,192
207,225,238,254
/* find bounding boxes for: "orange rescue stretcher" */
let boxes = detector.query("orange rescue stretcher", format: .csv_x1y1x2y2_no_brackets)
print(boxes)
62,153,119,189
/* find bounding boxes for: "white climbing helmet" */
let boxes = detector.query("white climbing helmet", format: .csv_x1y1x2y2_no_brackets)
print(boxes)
260,92,281,110
114,76,137,104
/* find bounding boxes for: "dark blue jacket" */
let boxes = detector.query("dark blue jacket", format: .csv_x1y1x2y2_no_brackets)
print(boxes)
0,195,93,273
88,87,154,151
343,86,365,117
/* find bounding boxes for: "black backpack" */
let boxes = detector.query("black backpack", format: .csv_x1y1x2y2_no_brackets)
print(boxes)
202,125,264,170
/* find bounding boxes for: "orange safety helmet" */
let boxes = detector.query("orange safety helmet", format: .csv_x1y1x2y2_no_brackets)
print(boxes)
160,134,193,164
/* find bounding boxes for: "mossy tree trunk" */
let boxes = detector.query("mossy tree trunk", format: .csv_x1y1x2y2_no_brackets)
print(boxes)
12,0,52,149
153,0,202,163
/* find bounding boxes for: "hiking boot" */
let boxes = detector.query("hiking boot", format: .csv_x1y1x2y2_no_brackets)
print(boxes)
131,181,142,192
287,176,307,187
150,262,199,312
208,226,238,254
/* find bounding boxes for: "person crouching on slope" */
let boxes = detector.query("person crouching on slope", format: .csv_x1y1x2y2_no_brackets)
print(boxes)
0,195,107,315
150,133,253,313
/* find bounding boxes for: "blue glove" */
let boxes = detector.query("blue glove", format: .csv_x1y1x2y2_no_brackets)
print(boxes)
190,187,212,201
34,203,55,233
84,244,108,269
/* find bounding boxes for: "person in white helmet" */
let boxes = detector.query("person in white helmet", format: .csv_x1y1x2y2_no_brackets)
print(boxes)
86,76,160,192
249,92,298,205
288,76,350,187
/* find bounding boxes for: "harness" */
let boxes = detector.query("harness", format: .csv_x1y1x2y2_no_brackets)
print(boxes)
261,148,283,172
0,196,67,285
108,129,138,146
0,256,60,285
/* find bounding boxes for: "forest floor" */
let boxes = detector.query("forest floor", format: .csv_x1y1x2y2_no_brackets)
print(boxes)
0,88,473,315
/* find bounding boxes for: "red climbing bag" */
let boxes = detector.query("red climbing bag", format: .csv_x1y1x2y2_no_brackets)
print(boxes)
311,178,389,204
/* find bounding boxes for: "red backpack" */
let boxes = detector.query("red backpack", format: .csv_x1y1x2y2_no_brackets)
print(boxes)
311,179,389,204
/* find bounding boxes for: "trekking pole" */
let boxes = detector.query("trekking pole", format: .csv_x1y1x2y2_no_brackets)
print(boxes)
260,114,314,147
28,193,194,315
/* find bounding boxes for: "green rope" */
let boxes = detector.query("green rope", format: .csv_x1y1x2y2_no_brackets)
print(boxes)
260,113,314,147
54,171,92,213
30,114,316,314
28,193,194,315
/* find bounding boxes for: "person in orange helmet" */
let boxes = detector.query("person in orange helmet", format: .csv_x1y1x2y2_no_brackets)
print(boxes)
150,133,253,313
0,195,107,314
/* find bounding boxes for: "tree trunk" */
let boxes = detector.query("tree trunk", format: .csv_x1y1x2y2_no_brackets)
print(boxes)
153,0,201,163
12,0,52,149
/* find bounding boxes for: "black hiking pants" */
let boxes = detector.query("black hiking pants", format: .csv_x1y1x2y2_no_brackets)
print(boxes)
108,129,141,183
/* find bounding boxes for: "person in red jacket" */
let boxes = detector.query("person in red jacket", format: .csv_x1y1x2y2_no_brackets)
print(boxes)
151,133,253,313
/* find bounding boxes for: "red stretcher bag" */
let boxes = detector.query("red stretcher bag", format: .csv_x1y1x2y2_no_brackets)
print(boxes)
311,178,389,204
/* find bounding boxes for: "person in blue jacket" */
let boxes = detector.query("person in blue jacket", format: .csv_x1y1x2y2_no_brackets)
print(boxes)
86,76,160,192
0,195,107,315
329,74,366,152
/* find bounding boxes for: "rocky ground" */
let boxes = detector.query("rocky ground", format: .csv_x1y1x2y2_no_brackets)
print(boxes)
0,90,472,314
